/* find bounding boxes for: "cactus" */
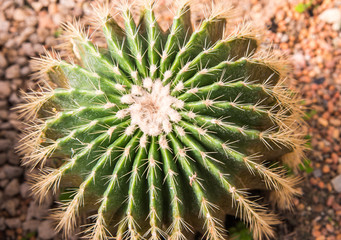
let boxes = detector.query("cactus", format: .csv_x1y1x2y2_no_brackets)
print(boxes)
17,1,306,240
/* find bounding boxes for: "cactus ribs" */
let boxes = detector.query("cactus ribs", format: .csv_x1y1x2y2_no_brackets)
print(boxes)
17,1,306,239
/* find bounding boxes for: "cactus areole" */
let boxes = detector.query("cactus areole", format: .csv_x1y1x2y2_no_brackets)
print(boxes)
18,1,306,240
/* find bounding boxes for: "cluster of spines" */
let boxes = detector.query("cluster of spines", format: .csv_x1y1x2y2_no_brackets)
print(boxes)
16,1,306,240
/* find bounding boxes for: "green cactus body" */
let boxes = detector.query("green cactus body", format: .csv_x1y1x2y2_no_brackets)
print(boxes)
18,1,305,240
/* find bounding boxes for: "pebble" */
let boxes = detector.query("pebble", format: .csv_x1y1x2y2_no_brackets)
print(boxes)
5,218,21,229
20,182,31,198
319,8,341,30
0,81,11,99
30,2,43,12
0,169,5,180
3,198,19,216
5,64,20,79
7,150,20,165
9,92,21,105
17,57,28,66
0,20,10,33
322,165,330,174
0,179,9,188
16,27,36,45
313,169,322,178
21,42,35,56
4,39,16,49
333,128,340,139
25,15,38,28
3,130,17,141
318,118,329,127
15,0,24,7
0,110,7,119
59,0,76,8
331,174,341,193
3,165,23,178
38,220,57,239
20,66,31,76
13,8,26,21
38,11,54,30
327,195,335,207
292,52,306,69
23,219,40,232
26,201,50,220
0,53,7,68
0,139,11,151
4,179,20,197
0,103,8,112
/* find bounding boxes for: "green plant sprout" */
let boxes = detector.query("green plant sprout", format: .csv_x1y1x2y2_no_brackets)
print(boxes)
294,1,313,13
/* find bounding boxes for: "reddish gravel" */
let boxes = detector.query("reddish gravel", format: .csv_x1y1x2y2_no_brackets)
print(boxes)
266,1,341,239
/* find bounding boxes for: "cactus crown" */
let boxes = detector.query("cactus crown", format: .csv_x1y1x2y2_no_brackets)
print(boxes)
17,1,306,240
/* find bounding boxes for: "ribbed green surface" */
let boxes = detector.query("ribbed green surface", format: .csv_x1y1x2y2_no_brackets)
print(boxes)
20,2,305,240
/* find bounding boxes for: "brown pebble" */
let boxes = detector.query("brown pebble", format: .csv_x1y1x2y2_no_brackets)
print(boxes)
326,223,334,233
316,236,326,240
318,181,325,189
0,81,11,99
318,118,329,127
326,158,333,164
5,64,20,79
322,165,330,173
313,226,322,237
333,129,340,139
310,177,318,185
327,196,335,206
298,203,305,211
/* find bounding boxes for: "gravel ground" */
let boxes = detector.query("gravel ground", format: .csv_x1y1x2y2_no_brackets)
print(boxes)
0,0,340,239
268,1,341,239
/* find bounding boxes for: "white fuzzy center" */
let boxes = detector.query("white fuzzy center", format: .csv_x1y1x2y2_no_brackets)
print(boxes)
120,79,183,136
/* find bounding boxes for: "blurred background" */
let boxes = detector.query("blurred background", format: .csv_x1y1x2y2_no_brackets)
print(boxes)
0,0,340,239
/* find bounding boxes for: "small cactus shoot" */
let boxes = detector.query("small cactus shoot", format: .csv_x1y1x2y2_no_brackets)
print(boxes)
17,1,306,239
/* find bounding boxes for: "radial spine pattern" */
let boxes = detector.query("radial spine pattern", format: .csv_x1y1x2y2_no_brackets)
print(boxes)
17,1,306,240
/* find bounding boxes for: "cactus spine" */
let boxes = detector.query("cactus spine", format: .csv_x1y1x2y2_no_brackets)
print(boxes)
17,1,305,239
